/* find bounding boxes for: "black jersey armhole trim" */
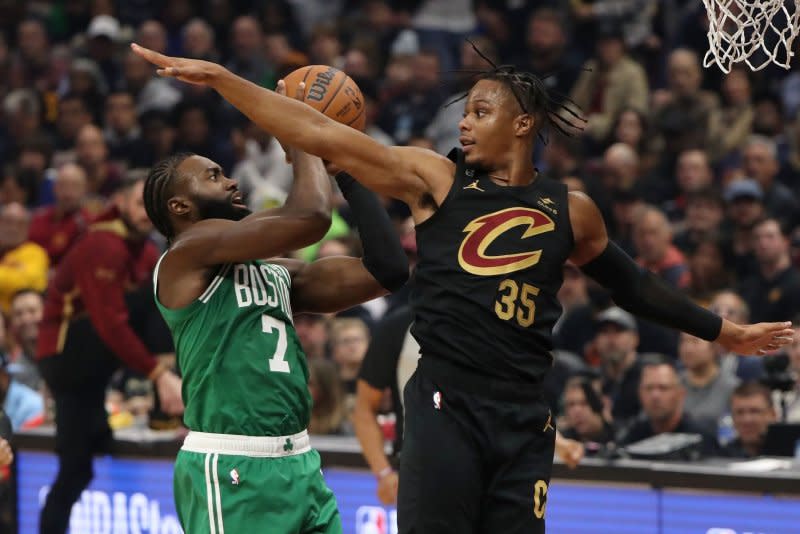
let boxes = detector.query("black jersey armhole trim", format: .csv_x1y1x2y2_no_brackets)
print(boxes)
415,147,466,232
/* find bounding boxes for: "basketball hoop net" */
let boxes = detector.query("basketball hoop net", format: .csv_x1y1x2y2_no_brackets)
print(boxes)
703,0,800,72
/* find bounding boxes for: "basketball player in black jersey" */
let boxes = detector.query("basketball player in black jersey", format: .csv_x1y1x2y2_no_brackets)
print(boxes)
132,43,795,534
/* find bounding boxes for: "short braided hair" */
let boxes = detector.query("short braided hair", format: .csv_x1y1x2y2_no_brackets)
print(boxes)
143,152,194,243
449,40,586,142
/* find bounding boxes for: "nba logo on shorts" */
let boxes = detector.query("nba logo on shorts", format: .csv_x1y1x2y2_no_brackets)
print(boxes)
356,506,387,534
433,391,442,410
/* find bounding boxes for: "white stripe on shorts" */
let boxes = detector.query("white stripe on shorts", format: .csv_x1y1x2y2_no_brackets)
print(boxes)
204,453,217,534
212,453,225,534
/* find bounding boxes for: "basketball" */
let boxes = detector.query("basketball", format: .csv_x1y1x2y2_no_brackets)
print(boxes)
282,65,367,132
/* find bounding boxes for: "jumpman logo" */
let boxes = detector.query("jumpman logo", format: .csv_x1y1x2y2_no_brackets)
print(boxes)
543,413,555,433
463,180,485,192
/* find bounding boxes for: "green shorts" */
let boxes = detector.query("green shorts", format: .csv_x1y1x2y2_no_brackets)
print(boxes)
173,430,341,534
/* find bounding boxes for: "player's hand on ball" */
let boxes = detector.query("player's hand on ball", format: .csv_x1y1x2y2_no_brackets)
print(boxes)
275,78,306,164
0,438,13,467
131,43,223,86
376,470,399,505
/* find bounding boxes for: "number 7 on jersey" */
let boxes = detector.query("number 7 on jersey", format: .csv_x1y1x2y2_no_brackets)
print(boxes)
262,314,290,373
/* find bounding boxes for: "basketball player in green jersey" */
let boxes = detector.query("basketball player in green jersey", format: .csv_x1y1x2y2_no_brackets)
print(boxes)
144,81,408,534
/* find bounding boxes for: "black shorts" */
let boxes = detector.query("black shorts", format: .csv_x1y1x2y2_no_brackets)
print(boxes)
398,357,556,534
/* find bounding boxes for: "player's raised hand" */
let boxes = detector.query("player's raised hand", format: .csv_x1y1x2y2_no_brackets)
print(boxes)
275,79,306,164
131,43,223,86
716,319,794,355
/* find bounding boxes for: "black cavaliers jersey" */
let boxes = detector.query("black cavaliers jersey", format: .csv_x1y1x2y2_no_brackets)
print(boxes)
410,148,574,383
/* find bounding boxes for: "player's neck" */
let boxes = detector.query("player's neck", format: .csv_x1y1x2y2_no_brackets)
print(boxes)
489,158,537,187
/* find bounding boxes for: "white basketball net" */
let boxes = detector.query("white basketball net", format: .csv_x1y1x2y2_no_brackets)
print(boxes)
703,0,800,72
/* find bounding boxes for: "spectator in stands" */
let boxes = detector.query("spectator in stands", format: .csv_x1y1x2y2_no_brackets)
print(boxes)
0,351,43,430
53,93,93,154
28,163,91,269
602,143,640,193
741,135,799,227
8,18,51,91
553,262,595,358
512,8,581,98
1,89,44,161
308,357,347,435
593,307,643,426
633,205,691,290
663,149,715,223
570,24,649,143
719,382,776,458
0,202,48,314
652,49,719,168
0,164,39,208
104,90,151,168
182,17,219,62
330,317,370,396
679,332,740,432
541,134,584,181
295,314,329,360
83,15,121,90
709,290,764,381
605,108,659,174
561,376,615,452
378,49,445,145
67,58,108,122
75,124,124,199
136,20,168,55
618,356,717,452
687,237,732,304
354,305,418,505
36,173,182,533
738,217,800,323
226,15,272,87
172,98,234,172
8,289,44,391
121,49,182,114
674,188,725,255
712,66,754,161
721,179,764,280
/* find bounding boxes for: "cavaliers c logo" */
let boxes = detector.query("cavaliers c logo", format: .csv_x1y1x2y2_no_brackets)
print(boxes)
458,207,555,276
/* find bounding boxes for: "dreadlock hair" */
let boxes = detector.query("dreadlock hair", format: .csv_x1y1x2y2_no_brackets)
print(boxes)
143,152,195,244
448,39,586,143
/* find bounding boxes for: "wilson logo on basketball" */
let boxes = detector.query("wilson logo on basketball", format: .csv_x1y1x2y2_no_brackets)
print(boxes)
458,207,555,276
306,67,339,102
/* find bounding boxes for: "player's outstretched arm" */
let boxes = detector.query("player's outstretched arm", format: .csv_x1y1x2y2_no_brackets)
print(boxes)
277,172,409,313
130,44,453,207
568,191,794,356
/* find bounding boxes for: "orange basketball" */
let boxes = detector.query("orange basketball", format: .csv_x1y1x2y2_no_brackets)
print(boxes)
282,65,367,132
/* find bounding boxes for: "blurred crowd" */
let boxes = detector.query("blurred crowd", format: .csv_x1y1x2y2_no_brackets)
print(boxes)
0,0,799,481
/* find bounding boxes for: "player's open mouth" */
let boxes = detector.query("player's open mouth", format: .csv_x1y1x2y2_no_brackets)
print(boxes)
460,137,475,153
231,192,246,208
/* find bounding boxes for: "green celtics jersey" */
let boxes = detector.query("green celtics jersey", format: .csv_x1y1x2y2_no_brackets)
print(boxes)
154,256,311,436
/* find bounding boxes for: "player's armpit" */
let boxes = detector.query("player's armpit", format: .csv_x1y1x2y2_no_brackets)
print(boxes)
277,257,388,314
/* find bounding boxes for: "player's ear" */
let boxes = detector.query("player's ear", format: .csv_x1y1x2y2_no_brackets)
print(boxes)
168,196,191,217
514,113,534,137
